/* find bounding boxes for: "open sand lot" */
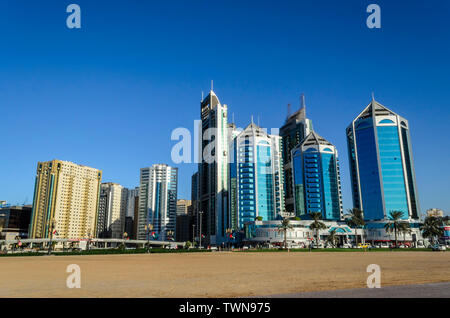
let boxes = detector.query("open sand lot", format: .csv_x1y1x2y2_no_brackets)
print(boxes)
0,251,449,297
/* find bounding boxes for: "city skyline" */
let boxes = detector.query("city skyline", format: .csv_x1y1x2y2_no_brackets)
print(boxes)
1,0,449,216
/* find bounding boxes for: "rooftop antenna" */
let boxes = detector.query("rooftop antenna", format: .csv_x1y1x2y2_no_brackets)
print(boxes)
371,91,375,101
201,91,204,101
251,115,254,125
232,112,235,124
257,115,260,127
287,103,292,118
211,80,214,91
301,93,306,109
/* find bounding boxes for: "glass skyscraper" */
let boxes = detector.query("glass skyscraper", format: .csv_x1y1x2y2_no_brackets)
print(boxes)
229,122,285,229
198,90,229,245
291,131,343,220
137,164,178,241
346,98,420,221
280,95,313,212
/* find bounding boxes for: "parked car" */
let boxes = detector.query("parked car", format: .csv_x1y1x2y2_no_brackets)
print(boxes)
431,244,446,251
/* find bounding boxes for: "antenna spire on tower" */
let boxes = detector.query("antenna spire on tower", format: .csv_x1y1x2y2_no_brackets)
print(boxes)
287,103,292,118
301,93,306,109
371,91,375,101
211,80,214,91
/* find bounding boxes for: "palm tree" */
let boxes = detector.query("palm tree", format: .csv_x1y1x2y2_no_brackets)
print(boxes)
309,212,327,248
420,216,444,245
326,229,339,247
399,222,411,245
345,208,365,246
278,217,294,249
384,211,404,247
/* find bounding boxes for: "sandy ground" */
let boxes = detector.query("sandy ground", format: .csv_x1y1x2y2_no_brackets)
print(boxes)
0,251,449,297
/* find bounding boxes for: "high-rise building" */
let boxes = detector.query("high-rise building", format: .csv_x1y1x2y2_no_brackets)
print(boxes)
346,98,420,221
96,182,128,238
291,131,343,220
126,187,139,218
229,122,285,229
198,89,229,245
280,95,313,212
30,160,102,239
0,205,32,239
176,199,191,215
137,164,178,241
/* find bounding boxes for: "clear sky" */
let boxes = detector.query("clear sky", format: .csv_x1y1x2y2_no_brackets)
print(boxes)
0,0,449,216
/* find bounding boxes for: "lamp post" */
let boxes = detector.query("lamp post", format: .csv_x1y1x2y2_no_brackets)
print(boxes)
145,223,153,253
192,224,196,247
199,211,203,249
226,228,233,250
47,220,55,255
87,229,92,251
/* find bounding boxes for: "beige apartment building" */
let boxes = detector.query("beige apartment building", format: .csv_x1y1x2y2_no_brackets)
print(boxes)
97,182,128,239
176,199,192,215
30,160,102,239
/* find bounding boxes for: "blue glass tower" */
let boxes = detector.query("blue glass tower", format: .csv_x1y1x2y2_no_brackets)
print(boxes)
291,131,343,220
229,123,285,229
346,98,420,221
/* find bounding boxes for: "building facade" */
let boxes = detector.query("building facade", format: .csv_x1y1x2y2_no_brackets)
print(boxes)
229,123,285,229
280,95,313,212
30,160,102,239
137,164,178,241
176,199,192,215
291,131,343,220
97,182,128,239
0,205,32,239
346,98,420,221
198,90,229,245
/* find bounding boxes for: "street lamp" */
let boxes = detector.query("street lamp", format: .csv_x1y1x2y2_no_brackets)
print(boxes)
145,223,153,253
199,211,203,249
87,229,92,251
226,228,233,249
47,220,56,255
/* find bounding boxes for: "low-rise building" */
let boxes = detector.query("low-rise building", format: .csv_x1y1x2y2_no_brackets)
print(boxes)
0,205,32,239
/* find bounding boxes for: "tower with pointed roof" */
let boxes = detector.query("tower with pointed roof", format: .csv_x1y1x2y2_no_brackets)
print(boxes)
346,98,420,221
198,89,229,245
291,131,343,220
229,122,285,229
280,94,314,212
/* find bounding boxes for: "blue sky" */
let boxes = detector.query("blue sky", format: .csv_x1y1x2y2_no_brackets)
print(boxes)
0,0,449,216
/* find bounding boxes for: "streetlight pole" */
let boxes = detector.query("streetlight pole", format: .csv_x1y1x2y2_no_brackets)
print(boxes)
192,224,195,247
146,223,153,253
47,220,55,255
199,211,203,249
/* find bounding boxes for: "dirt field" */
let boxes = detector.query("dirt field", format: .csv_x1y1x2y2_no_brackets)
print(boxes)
0,251,449,297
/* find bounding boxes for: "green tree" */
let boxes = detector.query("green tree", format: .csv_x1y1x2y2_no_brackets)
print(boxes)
326,229,339,247
345,208,365,246
309,212,327,248
420,216,444,245
384,211,405,247
278,217,294,249
255,216,263,221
